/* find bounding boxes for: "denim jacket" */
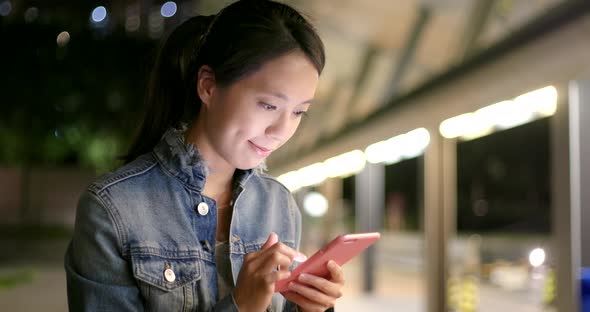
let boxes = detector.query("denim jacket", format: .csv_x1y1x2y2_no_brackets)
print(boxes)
64,127,302,311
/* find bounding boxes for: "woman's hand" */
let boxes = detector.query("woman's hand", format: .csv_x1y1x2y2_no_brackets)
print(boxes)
233,232,298,312
282,260,345,312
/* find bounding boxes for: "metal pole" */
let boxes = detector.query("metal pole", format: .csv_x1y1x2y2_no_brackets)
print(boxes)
552,84,578,312
424,131,448,312
355,162,385,292
569,79,590,266
562,79,590,310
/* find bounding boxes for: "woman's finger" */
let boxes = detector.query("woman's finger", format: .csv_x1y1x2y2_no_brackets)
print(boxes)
265,269,291,284
247,242,296,273
288,281,335,307
327,260,345,284
261,232,279,250
262,249,294,272
258,241,299,260
297,272,343,299
282,290,331,312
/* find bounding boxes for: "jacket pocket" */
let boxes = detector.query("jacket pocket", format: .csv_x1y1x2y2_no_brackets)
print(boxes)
130,246,203,311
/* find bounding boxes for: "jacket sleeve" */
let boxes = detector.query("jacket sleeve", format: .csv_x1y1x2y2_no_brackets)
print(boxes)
64,190,144,312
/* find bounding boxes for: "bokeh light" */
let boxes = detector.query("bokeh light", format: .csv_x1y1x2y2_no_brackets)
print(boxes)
0,1,12,17
160,1,177,18
56,31,70,47
91,6,107,23
24,7,38,23
529,248,546,267
303,192,329,218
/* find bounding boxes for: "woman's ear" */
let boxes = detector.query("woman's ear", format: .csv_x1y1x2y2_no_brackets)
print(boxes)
196,65,216,108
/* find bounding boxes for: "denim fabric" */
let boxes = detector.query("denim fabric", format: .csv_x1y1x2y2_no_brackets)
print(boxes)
65,127,302,312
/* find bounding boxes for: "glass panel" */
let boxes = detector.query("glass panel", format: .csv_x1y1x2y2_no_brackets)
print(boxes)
380,157,425,311
449,118,556,312
334,158,425,311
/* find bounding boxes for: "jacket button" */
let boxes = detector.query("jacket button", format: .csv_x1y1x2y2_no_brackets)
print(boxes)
164,268,176,282
197,202,209,216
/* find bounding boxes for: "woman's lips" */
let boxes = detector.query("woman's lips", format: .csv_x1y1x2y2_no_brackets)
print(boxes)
248,141,273,158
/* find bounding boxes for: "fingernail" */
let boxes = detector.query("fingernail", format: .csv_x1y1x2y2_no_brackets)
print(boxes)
294,252,307,262
268,232,278,245
299,273,308,281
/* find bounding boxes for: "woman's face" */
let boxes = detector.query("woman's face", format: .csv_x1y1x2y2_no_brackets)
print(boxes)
200,51,319,170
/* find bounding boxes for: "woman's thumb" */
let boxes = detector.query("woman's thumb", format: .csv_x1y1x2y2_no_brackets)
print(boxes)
261,232,278,250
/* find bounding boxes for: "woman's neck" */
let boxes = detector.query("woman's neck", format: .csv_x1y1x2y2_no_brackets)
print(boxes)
184,120,235,202
203,172,233,205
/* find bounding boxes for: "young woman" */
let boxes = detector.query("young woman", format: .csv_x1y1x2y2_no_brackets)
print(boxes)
64,0,344,311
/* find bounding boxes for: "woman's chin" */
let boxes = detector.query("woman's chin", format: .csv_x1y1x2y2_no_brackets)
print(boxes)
234,159,263,171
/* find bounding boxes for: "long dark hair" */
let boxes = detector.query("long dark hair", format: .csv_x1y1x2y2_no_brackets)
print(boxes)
123,0,325,164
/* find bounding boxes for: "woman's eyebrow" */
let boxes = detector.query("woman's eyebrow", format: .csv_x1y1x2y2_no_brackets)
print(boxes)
265,91,313,104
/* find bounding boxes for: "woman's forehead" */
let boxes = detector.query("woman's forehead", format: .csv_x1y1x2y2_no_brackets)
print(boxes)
237,52,319,98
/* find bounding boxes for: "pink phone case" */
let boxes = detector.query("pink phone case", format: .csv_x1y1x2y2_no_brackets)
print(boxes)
275,232,381,293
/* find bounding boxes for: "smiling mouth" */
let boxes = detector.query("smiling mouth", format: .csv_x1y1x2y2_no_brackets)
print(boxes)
248,141,273,157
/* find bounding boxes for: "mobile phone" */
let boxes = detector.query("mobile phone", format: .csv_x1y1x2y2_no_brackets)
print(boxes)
275,232,381,293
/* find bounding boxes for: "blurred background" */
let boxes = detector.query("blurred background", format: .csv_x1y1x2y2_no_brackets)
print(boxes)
1,0,590,311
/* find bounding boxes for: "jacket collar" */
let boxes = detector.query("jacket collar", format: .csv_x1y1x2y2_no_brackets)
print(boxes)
152,125,256,191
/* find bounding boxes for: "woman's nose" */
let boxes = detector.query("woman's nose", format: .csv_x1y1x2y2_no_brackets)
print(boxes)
266,112,296,142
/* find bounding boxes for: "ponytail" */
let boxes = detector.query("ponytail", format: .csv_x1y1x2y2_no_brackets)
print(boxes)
122,15,214,164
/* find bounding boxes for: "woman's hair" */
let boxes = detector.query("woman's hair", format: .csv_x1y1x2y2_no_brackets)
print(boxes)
123,0,325,164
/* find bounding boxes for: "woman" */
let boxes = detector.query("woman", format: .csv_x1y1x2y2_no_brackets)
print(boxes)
64,0,344,311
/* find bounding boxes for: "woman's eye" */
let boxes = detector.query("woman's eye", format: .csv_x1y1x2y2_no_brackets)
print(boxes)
259,102,277,111
294,111,308,117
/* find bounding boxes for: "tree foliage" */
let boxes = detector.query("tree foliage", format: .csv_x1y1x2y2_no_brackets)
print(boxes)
0,20,157,172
